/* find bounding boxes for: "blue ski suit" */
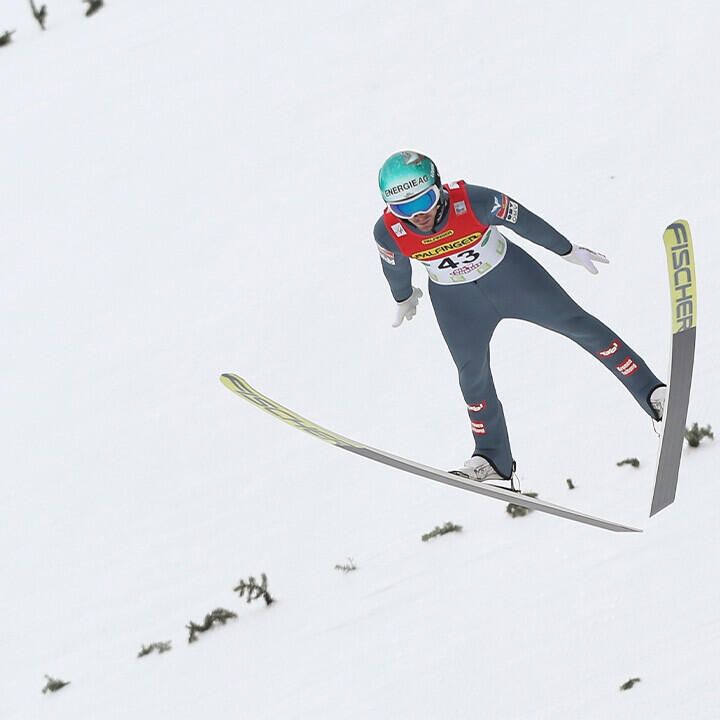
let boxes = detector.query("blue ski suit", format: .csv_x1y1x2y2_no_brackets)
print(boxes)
373,181,663,479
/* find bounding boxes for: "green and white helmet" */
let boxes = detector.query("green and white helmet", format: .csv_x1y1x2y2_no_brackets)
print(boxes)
378,150,440,204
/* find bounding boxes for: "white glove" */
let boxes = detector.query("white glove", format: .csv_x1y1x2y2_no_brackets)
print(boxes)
392,287,423,327
561,244,609,275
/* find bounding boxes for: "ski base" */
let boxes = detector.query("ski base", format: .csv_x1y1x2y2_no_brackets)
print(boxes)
221,373,641,533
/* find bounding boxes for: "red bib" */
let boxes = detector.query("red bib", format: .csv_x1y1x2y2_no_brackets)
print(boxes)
383,180,507,285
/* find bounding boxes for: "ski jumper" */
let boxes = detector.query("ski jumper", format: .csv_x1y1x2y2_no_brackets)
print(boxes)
374,181,663,479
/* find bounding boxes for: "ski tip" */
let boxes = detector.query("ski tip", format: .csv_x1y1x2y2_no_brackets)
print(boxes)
221,372,242,381
220,373,246,390
664,219,691,240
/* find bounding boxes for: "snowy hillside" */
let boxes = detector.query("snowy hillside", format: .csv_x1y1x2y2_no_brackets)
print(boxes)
2,1,719,718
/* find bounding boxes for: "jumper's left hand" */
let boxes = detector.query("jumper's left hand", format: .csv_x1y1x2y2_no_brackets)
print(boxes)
561,244,609,274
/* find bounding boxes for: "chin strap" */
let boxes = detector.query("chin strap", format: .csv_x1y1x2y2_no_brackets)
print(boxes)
434,189,449,229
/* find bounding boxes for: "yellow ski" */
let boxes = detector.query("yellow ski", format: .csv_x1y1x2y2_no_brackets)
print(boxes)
651,220,697,515
221,373,641,532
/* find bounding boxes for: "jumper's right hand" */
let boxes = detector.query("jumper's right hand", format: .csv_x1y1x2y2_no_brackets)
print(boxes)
392,287,423,327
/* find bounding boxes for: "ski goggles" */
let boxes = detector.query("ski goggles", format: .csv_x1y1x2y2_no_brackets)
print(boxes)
387,185,442,219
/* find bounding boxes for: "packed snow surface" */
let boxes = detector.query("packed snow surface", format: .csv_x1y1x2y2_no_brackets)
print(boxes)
2,1,719,718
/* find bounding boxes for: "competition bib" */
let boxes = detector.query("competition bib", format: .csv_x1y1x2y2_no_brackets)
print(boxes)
419,226,507,285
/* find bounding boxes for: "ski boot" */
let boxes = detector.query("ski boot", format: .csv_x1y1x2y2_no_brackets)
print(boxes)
450,456,518,491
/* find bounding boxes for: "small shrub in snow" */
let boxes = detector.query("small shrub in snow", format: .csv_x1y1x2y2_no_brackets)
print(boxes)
30,0,47,29
0,30,16,46
187,608,237,643
506,492,539,518
616,458,640,468
83,0,104,17
422,521,462,542
566,478,575,489
335,558,357,573
685,423,713,448
234,573,274,606
137,641,172,658
620,677,641,691
42,675,69,694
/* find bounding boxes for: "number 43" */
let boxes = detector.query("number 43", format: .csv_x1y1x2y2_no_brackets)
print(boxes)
438,249,479,269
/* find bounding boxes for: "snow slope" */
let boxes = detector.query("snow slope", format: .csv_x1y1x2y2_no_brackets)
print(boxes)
2,1,719,718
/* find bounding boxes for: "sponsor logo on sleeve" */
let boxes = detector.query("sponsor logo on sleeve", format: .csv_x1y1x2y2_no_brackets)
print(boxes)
506,199,519,224
597,339,621,357
376,243,396,265
471,421,486,435
491,194,509,220
391,222,407,237
616,357,638,376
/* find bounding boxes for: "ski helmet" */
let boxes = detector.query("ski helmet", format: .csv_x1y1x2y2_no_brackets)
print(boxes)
378,150,441,204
